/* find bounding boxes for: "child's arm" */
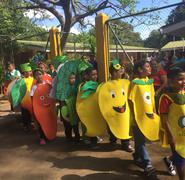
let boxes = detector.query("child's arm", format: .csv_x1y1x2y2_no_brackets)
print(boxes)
160,113,175,150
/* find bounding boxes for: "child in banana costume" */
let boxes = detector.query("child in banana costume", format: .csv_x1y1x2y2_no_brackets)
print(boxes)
129,60,160,178
159,68,185,180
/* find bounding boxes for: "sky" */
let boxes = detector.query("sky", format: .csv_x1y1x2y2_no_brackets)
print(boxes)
25,0,183,39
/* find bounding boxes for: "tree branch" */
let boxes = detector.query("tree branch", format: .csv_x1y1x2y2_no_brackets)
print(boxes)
72,0,110,26
71,0,78,16
19,1,65,28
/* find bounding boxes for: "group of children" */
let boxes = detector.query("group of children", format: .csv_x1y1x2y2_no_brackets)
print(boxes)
4,58,185,180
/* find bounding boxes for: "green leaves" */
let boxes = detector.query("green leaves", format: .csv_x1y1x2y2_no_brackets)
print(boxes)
80,80,98,99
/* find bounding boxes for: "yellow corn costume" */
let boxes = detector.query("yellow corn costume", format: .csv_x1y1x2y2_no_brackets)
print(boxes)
129,77,160,141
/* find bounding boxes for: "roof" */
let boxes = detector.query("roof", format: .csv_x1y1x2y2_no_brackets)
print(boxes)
17,40,158,53
161,40,185,51
161,20,185,36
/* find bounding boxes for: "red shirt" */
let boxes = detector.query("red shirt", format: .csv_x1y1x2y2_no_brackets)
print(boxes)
150,69,167,87
159,94,172,114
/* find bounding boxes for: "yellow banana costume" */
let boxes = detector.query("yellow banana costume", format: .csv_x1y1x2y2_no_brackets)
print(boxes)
129,77,160,141
76,82,107,137
98,79,131,139
161,93,185,158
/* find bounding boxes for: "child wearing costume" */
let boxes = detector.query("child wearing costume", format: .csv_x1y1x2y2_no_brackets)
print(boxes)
30,69,57,145
20,63,33,132
77,67,100,148
159,67,185,180
60,73,80,142
37,62,52,84
108,60,133,153
129,60,160,178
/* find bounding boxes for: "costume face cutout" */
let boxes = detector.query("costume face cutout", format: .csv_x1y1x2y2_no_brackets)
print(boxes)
98,79,131,139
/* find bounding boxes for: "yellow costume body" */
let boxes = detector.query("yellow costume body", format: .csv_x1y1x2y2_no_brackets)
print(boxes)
98,79,131,139
129,77,160,141
161,93,185,158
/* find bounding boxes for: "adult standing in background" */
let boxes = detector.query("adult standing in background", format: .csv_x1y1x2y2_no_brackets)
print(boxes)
88,54,97,69
48,64,57,79
149,59,167,112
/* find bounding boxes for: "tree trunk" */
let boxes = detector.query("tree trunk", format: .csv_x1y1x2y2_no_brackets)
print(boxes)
60,1,72,52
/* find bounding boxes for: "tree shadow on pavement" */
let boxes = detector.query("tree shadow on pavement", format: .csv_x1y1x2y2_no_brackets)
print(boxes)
47,156,143,178
61,173,143,180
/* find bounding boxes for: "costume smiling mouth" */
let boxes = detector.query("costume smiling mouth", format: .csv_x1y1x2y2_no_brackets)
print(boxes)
113,103,126,113
43,103,50,107
146,113,154,119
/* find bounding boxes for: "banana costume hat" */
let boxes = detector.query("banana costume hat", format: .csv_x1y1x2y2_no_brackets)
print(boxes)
76,81,107,137
130,77,160,141
160,93,185,158
98,79,131,139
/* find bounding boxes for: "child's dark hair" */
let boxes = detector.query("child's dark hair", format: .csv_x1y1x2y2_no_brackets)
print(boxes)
33,68,44,78
109,64,117,76
133,60,148,75
69,72,76,77
167,67,185,79
85,67,97,76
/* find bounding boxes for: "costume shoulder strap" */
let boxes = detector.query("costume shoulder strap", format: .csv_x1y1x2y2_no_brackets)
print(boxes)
165,92,185,105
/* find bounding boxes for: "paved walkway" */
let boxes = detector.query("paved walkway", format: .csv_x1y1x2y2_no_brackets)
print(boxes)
0,96,177,180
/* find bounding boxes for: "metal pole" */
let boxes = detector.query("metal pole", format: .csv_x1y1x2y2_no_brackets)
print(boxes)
108,24,133,65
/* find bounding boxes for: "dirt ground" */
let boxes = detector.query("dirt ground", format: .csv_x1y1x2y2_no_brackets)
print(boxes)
0,96,178,180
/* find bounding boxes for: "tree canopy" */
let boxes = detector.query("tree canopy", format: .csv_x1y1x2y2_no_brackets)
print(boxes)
19,0,137,50
144,3,185,48
166,3,185,25
0,0,47,62
109,20,143,46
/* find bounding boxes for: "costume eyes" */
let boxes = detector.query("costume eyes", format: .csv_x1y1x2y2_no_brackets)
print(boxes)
121,88,125,95
40,96,45,100
143,92,151,104
178,116,185,128
110,90,116,98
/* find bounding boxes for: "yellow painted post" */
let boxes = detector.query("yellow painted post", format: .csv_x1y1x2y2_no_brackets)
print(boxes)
49,27,61,60
95,13,109,83
56,31,62,56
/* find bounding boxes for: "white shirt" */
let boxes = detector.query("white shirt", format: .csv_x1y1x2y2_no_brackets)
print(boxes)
30,82,46,97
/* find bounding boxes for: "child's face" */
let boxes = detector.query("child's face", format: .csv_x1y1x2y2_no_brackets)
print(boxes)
69,74,76,85
38,63,46,72
35,71,43,82
139,62,151,76
23,71,32,78
171,72,185,92
7,64,14,72
49,64,54,71
112,69,121,80
89,69,98,82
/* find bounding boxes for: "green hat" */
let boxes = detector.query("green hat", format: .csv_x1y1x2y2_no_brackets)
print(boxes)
20,63,32,72
53,55,68,69
112,59,121,70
